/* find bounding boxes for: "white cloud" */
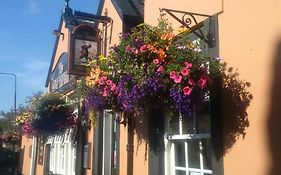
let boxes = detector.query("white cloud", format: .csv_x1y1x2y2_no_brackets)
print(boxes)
27,0,41,15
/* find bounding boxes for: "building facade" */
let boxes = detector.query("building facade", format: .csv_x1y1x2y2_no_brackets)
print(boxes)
19,0,281,175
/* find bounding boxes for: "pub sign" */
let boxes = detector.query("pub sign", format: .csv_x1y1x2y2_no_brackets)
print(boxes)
68,24,100,75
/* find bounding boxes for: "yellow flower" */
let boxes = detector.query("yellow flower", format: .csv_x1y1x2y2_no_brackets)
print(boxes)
175,27,190,35
99,55,107,61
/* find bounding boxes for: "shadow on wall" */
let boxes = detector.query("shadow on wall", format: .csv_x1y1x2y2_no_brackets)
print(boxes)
213,65,253,158
267,39,281,175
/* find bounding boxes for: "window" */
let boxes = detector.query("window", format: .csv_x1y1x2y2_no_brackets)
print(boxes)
72,143,77,175
44,132,77,175
165,99,213,175
60,144,65,173
101,110,120,175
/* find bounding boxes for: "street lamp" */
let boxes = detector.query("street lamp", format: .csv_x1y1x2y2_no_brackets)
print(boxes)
0,72,17,121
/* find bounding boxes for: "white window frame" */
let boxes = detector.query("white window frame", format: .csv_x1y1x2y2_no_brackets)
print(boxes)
165,101,213,175
72,142,77,175
44,129,77,175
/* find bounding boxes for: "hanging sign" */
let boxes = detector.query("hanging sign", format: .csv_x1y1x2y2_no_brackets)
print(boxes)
68,24,100,75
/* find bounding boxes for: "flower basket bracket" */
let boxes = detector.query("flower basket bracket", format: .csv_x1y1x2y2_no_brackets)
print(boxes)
159,8,216,47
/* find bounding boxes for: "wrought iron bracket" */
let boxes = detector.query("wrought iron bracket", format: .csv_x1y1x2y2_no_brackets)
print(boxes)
160,8,215,47
62,0,112,30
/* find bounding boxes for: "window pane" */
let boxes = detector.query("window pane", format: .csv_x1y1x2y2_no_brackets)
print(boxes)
202,139,212,170
176,170,186,175
189,172,201,175
182,116,193,134
174,142,186,167
197,114,211,133
197,100,210,115
188,140,200,169
61,145,64,169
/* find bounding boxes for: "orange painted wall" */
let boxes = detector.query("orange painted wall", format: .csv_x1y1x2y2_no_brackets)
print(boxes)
35,154,44,175
143,0,281,174
51,21,69,72
133,116,148,175
218,1,281,175
86,127,94,175
20,135,32,175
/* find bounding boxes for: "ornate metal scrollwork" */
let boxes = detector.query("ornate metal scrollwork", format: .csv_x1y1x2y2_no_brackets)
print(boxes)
182,13,196,27
160,8,215,47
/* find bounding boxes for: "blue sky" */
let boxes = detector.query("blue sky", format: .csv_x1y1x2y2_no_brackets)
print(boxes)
0,0,99,112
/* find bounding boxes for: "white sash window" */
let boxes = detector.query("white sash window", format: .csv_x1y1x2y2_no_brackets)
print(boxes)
165,100,212,175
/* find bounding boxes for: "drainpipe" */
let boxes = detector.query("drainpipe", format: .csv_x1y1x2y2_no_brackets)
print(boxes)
29,136,38,175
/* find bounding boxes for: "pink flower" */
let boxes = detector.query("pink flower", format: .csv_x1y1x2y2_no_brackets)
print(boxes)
153,59,159,64
123,102,128,108
99,76,108,85
174,74,182,83
101,76,108,81
106,80,112,86
184,62,192,68
157,66,164,73
183,86,192,95
99,79,105,85
140,45,147,52
111,83,117,91
169,71,176,79
197,77,208,89
102,90,108,97
125,45,131,53
188,79,195,86
181,68,189,76
131,47,139,55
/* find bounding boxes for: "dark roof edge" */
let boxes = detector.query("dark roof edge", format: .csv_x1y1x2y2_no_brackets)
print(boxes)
45,17,63,87
96,0,105,15
128,0,143,19
111,0,124,20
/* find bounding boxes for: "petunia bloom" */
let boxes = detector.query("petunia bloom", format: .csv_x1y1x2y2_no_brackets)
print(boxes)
125,45,131,53
140,45,147,52
153,59,159,64
184,62,192,68
157,66,164,73
174,74,182,83
131,47,139,55
102,90,108,97
181,68,189,76
197,76,208,89
170,71,176,79
188,79,195,86
106,80,112,86
183,86,192,95
111,83,117,91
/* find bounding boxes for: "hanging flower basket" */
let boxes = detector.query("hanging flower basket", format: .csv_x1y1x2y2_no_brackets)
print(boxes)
85,20,223,118
0,131,20,145
21,93,77,136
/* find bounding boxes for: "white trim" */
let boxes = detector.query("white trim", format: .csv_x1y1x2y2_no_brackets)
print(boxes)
170,134,211,140
102,109,113,175
29,136,37,175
